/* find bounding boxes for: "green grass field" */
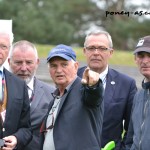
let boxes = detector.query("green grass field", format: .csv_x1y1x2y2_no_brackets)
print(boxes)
35,44,136,66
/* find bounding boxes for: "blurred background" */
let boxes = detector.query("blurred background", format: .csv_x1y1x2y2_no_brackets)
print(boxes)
0,0,150,51
0,0,150,87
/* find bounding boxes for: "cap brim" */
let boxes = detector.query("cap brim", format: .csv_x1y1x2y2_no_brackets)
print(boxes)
47,54,72,62
133,47,150,54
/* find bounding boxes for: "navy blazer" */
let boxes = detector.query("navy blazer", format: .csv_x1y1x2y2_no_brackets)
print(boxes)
77,66,137,150
40,77,104,150
1,69,32,149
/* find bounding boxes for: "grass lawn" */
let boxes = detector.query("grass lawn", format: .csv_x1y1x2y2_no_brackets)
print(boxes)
35,44,136,66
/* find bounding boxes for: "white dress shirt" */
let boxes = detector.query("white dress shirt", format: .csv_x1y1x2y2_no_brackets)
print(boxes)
99,65,108,90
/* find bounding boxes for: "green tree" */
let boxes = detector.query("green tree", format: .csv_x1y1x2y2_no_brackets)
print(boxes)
0,0,149,50
0,0,99,45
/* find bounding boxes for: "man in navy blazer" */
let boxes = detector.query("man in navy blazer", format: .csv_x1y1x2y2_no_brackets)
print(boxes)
40,44,104,150
1,69,32,149
77,30,137,150
0,27,32,149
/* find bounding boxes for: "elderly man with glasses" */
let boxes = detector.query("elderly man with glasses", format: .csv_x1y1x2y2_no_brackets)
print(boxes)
0,24,32,149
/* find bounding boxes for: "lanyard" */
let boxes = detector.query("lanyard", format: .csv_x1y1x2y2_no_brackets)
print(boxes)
0,77,5,103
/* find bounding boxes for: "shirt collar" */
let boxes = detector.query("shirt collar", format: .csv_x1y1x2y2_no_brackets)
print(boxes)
0,66,4,77
27,77,34,91
66,76,77,91
53,76,77,97
99,65,108,81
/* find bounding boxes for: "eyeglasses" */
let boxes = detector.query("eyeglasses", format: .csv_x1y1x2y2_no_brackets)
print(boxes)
40,112,54,133
0,44,9,50
40,98,61,133
85,46,112,52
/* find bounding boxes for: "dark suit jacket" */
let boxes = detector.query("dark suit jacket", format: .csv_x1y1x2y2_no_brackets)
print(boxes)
1,69,32,149
77,66,137,150
40,77,104,150
24,78,54,150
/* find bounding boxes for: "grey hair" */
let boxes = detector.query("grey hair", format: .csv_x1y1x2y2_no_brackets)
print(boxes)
0,31,14,45
9,40,38,59
84,30,113,48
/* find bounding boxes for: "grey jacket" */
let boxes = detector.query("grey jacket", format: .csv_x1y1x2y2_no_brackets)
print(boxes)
123,82,150,150
24,78,54,150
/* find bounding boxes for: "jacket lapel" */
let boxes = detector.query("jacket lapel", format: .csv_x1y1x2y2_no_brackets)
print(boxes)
104,68,118,102
30,79,43,113
3,69,17,127
56,77,80,119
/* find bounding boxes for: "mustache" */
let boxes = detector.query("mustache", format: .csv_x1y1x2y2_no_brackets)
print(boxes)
141,64,150,67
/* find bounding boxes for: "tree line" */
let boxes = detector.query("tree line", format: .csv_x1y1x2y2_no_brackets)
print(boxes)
0,0,150,50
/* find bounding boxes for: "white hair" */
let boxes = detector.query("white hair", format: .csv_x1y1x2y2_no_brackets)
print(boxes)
9,40,38,59
0,31,14,45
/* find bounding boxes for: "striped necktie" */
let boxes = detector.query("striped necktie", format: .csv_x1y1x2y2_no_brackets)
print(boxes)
27,86,34,102
0,71,2,102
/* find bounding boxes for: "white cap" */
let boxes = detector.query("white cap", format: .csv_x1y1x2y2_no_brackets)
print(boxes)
0,19,12,33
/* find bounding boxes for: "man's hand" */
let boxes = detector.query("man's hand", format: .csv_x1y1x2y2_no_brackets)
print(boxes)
81,67,100,86
2,136,17,150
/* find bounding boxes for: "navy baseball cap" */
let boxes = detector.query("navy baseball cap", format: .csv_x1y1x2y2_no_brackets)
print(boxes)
134,36,150,54
47,44,76,62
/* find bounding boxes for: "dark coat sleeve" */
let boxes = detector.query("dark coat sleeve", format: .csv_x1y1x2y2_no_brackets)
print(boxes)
3,70,32,149
13,82,32,149
81,79,104,107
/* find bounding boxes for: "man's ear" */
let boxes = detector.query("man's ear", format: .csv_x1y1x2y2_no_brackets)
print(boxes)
37,58,40,65
109,49,114,58
74,61,79,70
134,55,138,64
8,58,10,65
83,47,86,54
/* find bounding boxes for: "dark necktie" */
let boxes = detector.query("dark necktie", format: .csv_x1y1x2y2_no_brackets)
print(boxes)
30,90,34,102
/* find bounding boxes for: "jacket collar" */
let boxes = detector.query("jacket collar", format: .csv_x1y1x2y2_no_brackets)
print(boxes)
142,80,150,89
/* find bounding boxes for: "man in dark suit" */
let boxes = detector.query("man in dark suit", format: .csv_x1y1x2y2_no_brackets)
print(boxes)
40,44,104,150
77,30,137,150
0,27,32,149
8,40,54,150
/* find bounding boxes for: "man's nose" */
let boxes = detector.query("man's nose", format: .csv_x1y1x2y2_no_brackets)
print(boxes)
142,56,150,63
20,63,28,70
56,66,63,72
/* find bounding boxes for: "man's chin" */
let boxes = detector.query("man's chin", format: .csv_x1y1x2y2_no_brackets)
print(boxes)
25,78,32,84
89,65,100,70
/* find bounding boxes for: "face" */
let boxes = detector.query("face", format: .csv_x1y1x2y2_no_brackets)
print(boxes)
8,47,39,83
83,34,113,73
0,33,10,66
49,57,78,89
135,52,150,81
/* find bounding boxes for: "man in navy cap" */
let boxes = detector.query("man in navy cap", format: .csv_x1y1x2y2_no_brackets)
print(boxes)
123,36,150,150
40,44,104,150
